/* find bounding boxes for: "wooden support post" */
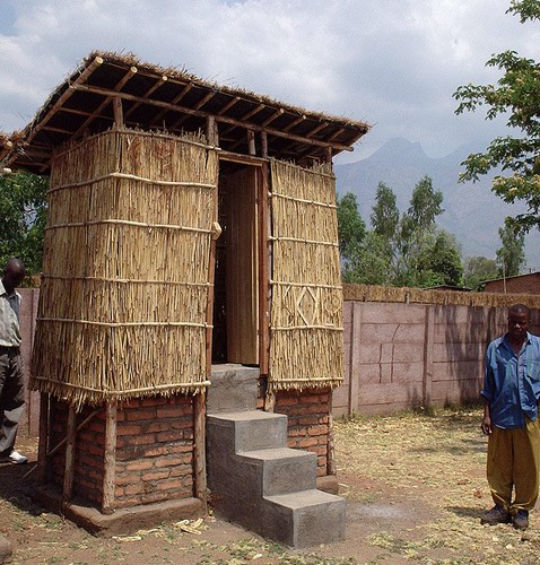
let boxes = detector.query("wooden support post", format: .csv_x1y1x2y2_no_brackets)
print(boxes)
325,146,333,164
206,115,219,378
113,97,124,127
261,131,268,158
37,393,49,484
327,411,337,476
259,162,270,377
247,130,256,155
102,401,117,515
194,390,207,510
62,405,77,506
264,389,276,412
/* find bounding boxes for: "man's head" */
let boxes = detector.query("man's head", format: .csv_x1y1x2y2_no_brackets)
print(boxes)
2,258,26,293
507,303,531,343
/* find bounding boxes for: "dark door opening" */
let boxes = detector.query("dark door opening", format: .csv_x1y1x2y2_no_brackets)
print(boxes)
212,161,260,365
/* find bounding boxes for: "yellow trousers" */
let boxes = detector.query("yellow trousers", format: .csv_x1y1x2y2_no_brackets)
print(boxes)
487,416,540,513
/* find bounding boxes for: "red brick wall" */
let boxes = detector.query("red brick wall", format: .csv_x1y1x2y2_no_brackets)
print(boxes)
48,395,195,510
114,396,194,509
483,273,540,295
273,389,331,477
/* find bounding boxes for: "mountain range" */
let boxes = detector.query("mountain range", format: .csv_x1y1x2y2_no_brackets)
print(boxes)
334,137,539,270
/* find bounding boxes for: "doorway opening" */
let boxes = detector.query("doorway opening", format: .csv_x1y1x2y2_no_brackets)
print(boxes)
212,161,260,365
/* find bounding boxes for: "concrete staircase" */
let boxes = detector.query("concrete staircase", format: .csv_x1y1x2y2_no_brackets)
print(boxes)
206,365,345,548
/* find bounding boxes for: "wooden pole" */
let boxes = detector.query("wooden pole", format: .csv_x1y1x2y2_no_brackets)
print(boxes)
62,405,77,506
193,390,207,510
102,401,117,514
113,97,124,127
37,393,49,484
259,162,270,376
247,130,256,156
260,132,268,159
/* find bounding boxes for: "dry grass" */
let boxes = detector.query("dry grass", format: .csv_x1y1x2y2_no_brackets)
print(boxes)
1,406,538,564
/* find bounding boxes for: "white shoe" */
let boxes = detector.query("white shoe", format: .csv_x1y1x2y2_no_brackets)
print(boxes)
8,450,28,464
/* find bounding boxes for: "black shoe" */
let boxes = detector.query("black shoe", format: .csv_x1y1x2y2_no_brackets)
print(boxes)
481,505,511,525
512,510,529,530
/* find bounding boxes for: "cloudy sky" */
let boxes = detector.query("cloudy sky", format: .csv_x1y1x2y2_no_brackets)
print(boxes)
0,0,538,164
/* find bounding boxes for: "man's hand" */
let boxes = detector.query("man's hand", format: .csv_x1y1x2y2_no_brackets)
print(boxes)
481,415,492,435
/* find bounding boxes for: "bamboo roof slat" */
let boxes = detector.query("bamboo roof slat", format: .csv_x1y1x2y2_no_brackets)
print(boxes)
5,51,369,172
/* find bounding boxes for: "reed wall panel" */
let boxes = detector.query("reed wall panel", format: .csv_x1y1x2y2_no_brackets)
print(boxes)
31,128,218,405
269,160,343,391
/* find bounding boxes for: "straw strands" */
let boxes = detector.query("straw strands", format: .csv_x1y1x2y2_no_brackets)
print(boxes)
343,283,540,309
269,159,343,391
31,128,218,406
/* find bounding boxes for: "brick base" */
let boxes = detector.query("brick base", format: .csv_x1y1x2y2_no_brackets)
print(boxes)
273,389,332,477
48,395,195,511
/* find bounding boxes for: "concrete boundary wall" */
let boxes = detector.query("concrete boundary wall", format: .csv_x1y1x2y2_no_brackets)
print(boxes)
17,287,540,428
333,301,540,417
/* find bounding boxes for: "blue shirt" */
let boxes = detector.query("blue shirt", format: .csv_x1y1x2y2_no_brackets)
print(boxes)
481,332,540,429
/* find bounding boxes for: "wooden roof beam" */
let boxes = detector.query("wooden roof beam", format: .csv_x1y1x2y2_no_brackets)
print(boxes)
217,96,240,115
150,82,193,127
70,83,354,152
71,66,137,136
326,127,346,142
24,55,104,148
282,114,306,132
125,75,168,119
306,121,329,138
193,90,216,110
262,108,284,127
240,103,265,122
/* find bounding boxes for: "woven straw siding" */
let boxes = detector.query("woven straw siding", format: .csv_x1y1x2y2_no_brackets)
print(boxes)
269,160,343,391
31,128,217,406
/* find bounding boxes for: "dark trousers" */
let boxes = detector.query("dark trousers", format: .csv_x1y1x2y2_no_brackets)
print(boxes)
0,347,25,455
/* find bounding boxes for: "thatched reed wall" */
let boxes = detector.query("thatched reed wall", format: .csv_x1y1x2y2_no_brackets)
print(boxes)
31,128,218,406
343,283,540,309
269,160,343,391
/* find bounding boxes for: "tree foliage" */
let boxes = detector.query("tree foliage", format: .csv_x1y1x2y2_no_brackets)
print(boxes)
453,0,540,232
0,172,48,277
463,256,498,290
337,176,462,288
496,218,526,277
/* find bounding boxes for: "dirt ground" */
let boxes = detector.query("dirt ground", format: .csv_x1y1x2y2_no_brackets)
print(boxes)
1,405,539,565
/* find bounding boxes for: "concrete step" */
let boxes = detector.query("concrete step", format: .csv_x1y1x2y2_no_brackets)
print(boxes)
263,489,346,548
207,365,260,413
238,448,317,496
207,410,287,452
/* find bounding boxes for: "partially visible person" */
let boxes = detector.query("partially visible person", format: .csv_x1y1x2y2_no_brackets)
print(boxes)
480,303,540,530
0,258,27,464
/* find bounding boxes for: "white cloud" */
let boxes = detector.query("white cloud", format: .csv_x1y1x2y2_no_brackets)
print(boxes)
0,0,537,160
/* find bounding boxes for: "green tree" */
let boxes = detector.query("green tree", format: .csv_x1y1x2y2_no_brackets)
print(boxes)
342,232,393,285
464,256,498,290
496,218,526,277
453,0,540,233
395,176,445,287
423,231,463,287
336,192,366,269
0,172,48,276
371,182,399,244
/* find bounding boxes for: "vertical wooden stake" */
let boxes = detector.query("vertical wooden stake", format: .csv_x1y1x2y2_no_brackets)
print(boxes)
62,404,77,506
423,305,434,408
247,130,256,155
194,390,207,510
102,401,117,514
327,411,337,476
113,97,124,127
37,393,50,484
260,131,268,158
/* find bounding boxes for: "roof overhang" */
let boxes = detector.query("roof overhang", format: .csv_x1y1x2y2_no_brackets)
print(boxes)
3,51,370,174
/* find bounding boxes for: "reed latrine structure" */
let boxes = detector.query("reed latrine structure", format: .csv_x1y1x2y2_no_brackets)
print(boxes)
34,129,217,405
3,51,369,521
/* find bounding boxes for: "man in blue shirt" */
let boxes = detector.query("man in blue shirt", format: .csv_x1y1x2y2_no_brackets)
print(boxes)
480,303,540,530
